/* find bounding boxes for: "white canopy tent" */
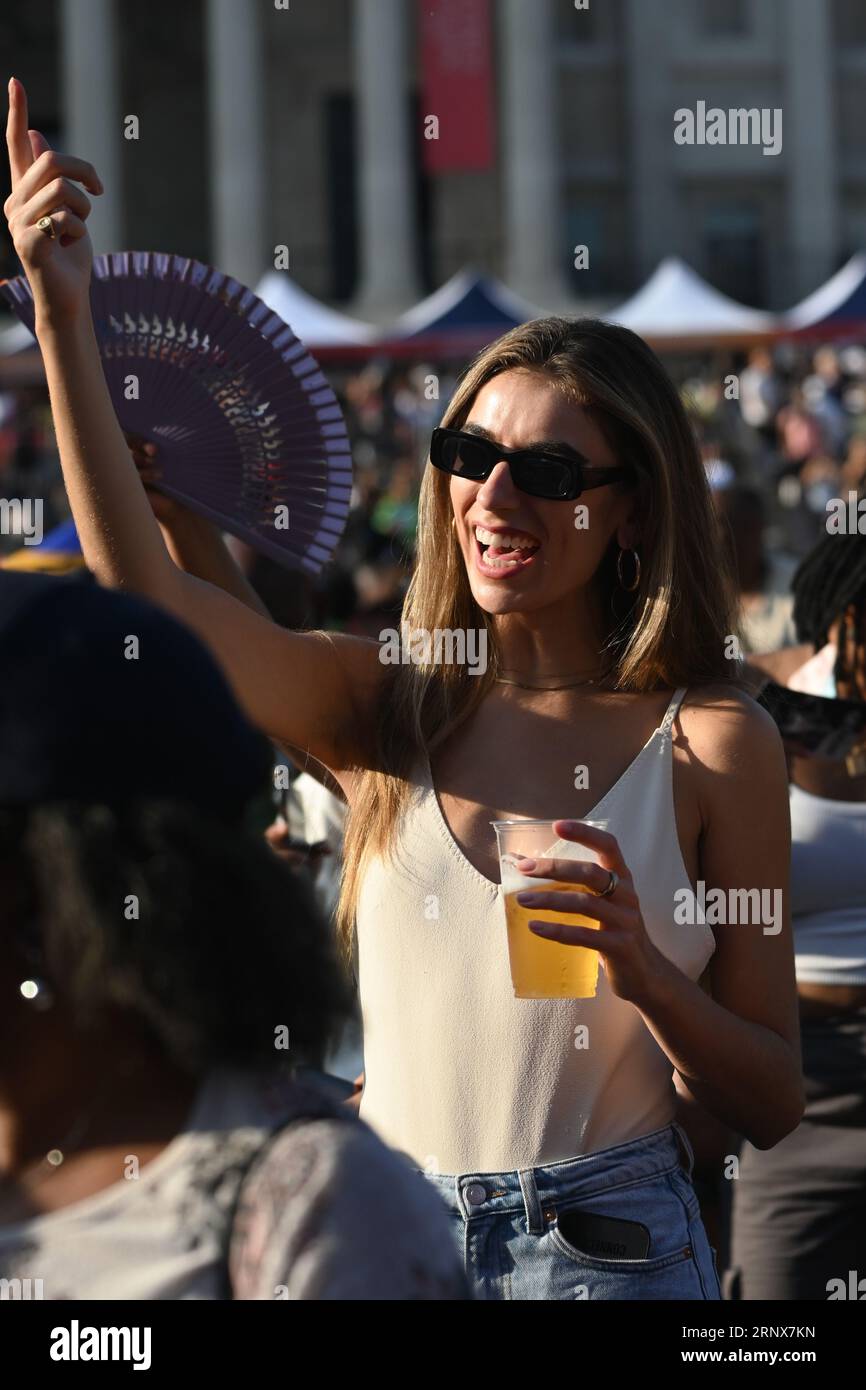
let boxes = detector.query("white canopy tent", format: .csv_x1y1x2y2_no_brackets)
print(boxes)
608,257,775,341
255,270,377,348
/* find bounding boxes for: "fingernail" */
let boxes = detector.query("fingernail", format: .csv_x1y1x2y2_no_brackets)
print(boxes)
516,892,539,906
515,858,536,871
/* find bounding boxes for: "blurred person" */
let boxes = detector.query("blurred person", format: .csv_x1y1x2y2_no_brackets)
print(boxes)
0,570,468,1300
370,456,418,550
800,376,848,460
267,763,360,1090
842,434,866,495
799,452,843,517
811,345,844,399
5,83,804,1301
728,530,866,1299
701,445,736,493
775,454,841,560
738,347,782,447
343,362,387,442
277,764,361,1087
391,363,448,444
776,388,825,474
713,483,798,654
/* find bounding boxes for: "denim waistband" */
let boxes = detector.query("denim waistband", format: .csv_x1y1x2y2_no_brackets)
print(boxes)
421,1122,695,1234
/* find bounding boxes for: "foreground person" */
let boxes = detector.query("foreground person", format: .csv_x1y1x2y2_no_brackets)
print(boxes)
729,530,866,1299
3,78,803,1300
0,571,469,1300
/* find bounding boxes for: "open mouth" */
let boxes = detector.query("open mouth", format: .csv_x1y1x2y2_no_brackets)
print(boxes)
473,524,541,575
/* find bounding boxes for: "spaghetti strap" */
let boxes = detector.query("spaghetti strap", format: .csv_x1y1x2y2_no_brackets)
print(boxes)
659,686,688,741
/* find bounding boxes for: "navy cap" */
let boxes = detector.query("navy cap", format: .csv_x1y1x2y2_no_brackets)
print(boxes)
0,569,274,819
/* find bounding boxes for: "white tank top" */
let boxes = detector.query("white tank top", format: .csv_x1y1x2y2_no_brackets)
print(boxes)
789,782,866,985
356,687,715,1174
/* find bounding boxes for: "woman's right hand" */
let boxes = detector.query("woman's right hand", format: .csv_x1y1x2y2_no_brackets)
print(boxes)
125,433,192,526
4,77,102,323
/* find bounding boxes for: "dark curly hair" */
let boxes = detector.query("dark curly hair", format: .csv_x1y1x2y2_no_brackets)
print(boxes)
0,799,352,1075
792,514,866,693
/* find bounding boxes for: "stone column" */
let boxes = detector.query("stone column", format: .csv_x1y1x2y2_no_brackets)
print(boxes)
501,0,566,305
59,0,122,253
623,0,678,283
352,0,419,316
785,0,837,301
206,0,267,287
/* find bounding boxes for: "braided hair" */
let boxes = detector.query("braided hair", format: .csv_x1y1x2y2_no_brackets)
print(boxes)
791,502,866,692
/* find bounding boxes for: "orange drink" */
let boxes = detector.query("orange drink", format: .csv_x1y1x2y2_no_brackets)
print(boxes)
492,819,609,999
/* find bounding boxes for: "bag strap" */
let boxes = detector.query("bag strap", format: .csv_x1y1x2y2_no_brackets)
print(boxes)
221,1078,352,1299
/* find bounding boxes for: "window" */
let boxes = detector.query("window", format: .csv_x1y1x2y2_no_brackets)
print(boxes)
565,203,615,294
700,0,750,38
555,0,601,43
324,93,358,302
324,91,432,300
702,203,764,306
834,0,866,47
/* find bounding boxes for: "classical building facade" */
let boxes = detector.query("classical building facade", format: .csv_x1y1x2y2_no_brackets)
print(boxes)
2,0,864,317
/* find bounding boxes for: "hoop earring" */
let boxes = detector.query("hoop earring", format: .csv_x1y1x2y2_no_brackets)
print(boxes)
616,547,641,593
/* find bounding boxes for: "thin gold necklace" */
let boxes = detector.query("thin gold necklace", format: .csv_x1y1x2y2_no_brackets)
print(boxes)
495,672,603,692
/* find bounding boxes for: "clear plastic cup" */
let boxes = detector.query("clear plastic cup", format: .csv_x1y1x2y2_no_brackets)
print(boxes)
491,818,609,999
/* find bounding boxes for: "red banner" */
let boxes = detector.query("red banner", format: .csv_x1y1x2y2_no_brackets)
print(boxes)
417,0,495,172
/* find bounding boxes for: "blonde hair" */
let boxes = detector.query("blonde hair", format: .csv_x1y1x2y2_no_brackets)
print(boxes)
337,317,736,953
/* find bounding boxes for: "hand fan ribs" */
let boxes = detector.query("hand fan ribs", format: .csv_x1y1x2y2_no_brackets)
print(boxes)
0,251,353,573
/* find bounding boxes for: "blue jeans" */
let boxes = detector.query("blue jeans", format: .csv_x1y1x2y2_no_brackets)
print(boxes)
421,1123,721,1300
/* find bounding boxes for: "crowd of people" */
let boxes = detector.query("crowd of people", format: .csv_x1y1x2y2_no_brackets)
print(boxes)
3,340,865,638
1,72,865,1304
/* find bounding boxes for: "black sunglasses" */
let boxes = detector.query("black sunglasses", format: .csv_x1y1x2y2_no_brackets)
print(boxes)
429,427,631,501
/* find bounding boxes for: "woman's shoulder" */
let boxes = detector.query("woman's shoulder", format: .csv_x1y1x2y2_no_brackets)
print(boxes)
671,683,790,837
676,680,786,779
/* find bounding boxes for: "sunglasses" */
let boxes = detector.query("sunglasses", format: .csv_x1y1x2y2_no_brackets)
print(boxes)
429,427,631,501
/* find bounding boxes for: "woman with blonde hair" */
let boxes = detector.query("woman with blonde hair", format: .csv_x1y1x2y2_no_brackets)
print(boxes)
4,77,803,1300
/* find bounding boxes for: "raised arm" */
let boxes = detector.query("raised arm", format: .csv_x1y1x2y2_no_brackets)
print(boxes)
4,78,383,775
127,433,272,620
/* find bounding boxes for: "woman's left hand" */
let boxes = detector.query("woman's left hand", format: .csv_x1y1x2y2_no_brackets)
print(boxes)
514,819,673,1008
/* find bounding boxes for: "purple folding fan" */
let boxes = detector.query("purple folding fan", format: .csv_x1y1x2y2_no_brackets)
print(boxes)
0,252,353,573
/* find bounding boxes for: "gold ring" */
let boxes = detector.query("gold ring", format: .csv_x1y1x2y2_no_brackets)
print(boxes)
36,215,56,239
598,869,618,898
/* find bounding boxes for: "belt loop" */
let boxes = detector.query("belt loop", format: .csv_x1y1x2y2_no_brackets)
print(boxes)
518,1168,544,1234
672,1121,696,1180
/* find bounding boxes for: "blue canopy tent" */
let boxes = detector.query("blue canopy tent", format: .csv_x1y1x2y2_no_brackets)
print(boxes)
782,253,866,338
358,268,545,360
